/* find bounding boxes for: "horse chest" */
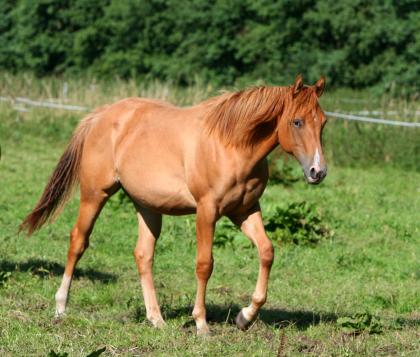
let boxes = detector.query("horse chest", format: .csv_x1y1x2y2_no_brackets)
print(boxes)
211,157,269,215
218,177,267,215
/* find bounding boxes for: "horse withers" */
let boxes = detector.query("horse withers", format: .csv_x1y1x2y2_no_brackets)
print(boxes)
20,75,327,335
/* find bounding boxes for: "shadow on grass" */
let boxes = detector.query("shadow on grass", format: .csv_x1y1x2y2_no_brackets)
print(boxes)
160,303,337,330
258,308,338,329
160,304,420,331
0,258,117,283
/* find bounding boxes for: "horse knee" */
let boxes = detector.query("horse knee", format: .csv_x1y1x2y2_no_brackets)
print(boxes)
69,227,89,257
260,241,274,267
192,306,206,320
196,257,213,281
133,247,153,275
252,292,267,306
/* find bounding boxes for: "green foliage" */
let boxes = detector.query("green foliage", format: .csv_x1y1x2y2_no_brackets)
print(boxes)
214,218,248,249
337,313,384,335
1,0,419,92
214,201,331,248
108,190,133,212
268,155,302,186
265,202,331,245
214,218,234,248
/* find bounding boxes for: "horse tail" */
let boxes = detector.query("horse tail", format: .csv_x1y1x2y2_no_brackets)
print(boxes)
19,109,101,236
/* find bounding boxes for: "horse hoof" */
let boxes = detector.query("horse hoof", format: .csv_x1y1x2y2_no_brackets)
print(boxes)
196,328,211,337
54,310,66,319
151,318,166,329
235,310,252,331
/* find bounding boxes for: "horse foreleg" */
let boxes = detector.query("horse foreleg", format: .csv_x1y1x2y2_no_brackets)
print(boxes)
134,207,165,328
230,205,274,330
192,204,217,336
55,196,108,317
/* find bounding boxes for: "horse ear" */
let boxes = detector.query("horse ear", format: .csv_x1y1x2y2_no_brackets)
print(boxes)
314,76,325,97
292,74,304,98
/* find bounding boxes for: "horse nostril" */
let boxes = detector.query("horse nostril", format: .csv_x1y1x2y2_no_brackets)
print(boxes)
309,167,317,180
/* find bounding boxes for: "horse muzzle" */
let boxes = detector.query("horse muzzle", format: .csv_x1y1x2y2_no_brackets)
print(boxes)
304,165,327,184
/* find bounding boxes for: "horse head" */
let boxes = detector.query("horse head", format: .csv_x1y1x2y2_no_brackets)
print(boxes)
277,75,327,184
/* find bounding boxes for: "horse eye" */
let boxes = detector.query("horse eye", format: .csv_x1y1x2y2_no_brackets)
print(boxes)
293,119,303,128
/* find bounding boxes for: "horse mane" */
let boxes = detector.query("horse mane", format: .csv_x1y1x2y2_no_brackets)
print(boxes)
203,85,317,147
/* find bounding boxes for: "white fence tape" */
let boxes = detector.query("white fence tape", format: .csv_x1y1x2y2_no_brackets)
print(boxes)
14,97,88,112
325,111,420,128
352,110,420,116
0,96,89,112
1,95,420,128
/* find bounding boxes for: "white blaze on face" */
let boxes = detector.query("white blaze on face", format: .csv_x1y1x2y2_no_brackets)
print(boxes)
313,148,321,170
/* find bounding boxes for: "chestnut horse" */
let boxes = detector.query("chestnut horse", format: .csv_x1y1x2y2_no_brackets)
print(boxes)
20,75,327,335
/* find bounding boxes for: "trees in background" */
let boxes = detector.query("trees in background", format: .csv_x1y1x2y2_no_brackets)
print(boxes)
1,0,419,91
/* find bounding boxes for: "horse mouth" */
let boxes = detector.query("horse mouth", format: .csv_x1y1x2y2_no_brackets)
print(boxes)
304,169,327,185
306,177,322,185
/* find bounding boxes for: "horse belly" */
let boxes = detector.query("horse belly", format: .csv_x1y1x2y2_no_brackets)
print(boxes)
118,158,197,215
128,180,197,215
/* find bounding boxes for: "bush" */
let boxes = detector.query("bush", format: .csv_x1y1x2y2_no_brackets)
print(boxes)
1,0,419,92
215,201,331,248
268,153,302,186
337,313,384,335
265,202,331,245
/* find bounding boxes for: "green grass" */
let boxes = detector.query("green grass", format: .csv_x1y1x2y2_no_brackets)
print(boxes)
1,78,419,356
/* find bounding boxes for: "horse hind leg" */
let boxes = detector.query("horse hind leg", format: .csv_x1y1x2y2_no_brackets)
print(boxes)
55,181,119,317
133,206,165,328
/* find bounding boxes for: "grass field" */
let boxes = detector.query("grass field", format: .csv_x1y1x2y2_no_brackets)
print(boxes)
0,77,419,356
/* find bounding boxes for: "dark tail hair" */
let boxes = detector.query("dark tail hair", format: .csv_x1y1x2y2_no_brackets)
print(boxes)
19,112,98,236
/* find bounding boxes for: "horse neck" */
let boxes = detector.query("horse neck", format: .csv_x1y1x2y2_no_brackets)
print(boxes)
237,131,279,168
